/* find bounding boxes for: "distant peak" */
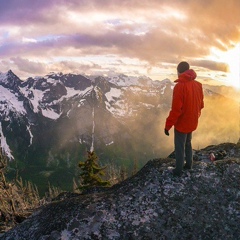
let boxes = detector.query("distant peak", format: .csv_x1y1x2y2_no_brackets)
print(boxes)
8,69,14,74
46,72,63,78
7,70,19,79
160,78,171,84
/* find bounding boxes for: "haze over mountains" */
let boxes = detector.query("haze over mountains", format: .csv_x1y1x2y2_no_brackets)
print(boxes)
0,70,239,193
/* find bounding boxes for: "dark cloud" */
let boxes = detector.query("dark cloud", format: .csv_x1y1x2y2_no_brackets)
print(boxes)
0,0,60,24
192,60,229,72
11,57,46,74
58,61,102,73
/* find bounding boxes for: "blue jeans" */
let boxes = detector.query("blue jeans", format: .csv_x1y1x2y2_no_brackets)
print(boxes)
174,129,193,174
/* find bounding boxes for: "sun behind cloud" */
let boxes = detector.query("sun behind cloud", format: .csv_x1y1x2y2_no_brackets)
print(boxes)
224,43,240,89
209,43,240,88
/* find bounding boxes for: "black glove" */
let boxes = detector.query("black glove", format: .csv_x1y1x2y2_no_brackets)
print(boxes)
164,129,169,136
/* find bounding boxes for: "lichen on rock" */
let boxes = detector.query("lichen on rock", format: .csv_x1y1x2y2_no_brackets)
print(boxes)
1,144,240,240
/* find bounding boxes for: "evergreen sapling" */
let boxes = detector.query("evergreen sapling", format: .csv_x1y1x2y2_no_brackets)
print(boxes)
78,151,111,191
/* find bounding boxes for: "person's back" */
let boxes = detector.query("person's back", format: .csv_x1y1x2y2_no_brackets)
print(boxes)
172,69,204,133
164,61,204,176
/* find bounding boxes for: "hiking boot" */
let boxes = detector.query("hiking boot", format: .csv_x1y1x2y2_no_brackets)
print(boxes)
172,169,182,177
183,164,192,170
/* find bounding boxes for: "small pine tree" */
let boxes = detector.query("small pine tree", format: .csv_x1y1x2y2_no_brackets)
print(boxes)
78,151,111,191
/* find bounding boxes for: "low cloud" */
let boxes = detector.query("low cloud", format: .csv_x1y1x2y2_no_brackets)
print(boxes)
11,57,46,74
192,60,230,72
51,61,103,74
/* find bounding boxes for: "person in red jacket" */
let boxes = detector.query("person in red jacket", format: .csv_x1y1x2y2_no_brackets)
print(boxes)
165,61,204,176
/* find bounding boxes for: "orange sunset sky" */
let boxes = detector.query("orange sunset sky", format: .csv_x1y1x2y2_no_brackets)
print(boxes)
0,0,239,88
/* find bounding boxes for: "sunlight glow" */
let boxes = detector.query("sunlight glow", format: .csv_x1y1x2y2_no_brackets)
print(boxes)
210,44,240,88
224,44,240,89
159,7,187,20
22,37,37,43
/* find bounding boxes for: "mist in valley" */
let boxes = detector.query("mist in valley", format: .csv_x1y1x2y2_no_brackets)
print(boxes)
123,85,240,166
6,79,239,195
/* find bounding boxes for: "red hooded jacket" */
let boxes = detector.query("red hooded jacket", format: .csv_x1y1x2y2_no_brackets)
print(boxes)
165,69,204,133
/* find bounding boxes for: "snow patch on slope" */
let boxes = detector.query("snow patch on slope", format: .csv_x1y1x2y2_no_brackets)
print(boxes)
0,72,9,85
0,85,26,116
105,88,128,117
41,108,61,120
108,75,151,87
105,88,122,102
66,86,93,99
0,123,14,159
27,125,33,146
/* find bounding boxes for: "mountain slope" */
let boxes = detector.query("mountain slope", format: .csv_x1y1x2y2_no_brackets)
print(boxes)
0,70,239,194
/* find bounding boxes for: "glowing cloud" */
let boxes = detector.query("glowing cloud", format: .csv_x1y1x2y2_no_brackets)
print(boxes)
0,0,239,87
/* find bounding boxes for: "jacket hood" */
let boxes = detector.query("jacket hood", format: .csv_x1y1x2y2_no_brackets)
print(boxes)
174,69,197,83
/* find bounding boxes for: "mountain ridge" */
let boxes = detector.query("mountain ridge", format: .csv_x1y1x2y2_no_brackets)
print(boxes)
0,70,239,194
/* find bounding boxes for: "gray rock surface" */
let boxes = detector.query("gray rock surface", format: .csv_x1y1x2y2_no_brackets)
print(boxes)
1,144,240,240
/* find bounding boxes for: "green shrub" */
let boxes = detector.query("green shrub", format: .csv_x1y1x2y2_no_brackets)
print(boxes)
78,151,111,191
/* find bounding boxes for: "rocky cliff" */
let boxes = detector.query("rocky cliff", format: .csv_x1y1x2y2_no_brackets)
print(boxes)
2,143,240,240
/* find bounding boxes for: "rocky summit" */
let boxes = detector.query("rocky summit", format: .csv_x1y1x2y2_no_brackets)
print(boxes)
1,143,240,240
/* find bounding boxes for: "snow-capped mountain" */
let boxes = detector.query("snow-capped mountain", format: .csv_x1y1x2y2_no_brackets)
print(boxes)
0,70,238,193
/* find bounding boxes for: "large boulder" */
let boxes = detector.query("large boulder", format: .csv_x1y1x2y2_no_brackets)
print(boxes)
2,154,240,240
